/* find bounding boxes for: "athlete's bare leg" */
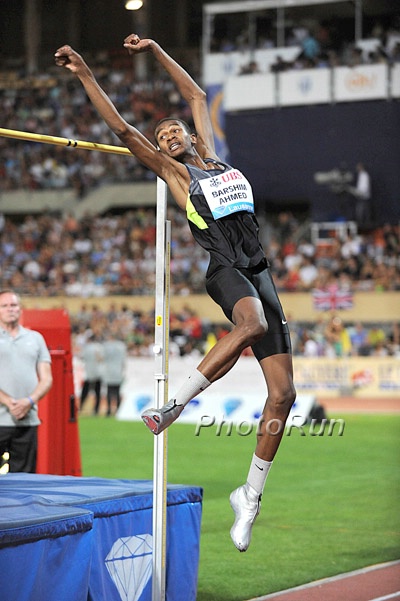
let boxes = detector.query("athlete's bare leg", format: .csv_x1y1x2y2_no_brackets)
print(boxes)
256,353,296,461
141,296,268,434
197,295,268,382
230,341,295,552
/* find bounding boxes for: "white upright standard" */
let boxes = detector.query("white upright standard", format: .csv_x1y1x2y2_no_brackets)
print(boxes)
152,177,171,601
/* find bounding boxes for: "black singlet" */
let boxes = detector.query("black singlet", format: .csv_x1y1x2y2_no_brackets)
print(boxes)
184,160,292,359
184,160,267,277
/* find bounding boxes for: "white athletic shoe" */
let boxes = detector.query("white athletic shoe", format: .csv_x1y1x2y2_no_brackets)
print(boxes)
141,399,184,435
230,483,261,552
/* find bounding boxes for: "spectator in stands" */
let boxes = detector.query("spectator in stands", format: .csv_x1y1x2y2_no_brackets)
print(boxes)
270,55,291,72
324,315,352,357
257,31,275,50
366,325,386,354
348,322,369,356
298,255,318,290
385,17,400,60
300,330,320,357
371,339,388,357
386,322,400,357
219,37,237,53
301,29,321,62
367,48,388,65
347,46,365,67
391,42,400,63
239,60,261,75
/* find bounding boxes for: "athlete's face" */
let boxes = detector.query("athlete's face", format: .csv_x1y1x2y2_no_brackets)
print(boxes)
155,120,196,160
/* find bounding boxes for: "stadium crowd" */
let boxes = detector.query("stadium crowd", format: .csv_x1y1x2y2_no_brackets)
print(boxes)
216,14,400,72
71,302,400,361
0,59,192,197
1,14,399,198
1,209,399,299
0,207,399,359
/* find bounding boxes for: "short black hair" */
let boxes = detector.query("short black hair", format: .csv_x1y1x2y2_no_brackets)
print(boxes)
154,118,194,141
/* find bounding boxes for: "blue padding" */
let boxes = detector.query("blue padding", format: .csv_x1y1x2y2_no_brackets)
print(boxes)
0,491,94,601
1,474,202,517
0,491,93,546
1,474,203,601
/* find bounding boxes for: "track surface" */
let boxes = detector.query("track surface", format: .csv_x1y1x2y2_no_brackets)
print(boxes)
248,561,400,601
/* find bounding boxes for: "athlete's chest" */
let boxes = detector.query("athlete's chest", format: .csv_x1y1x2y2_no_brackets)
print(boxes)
190,166,255,220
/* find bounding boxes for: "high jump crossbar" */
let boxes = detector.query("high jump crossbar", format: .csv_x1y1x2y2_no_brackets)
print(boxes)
0,124,169,601
0,127,133,156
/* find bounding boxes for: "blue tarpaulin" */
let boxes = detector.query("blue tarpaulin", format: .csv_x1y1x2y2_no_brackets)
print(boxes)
0,474,203,601
0,490,93,601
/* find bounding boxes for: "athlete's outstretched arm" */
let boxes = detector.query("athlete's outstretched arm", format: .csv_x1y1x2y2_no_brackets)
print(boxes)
123,34,217,158
54,45,166,177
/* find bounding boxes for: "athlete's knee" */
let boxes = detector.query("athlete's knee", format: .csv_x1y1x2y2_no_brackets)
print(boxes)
268,384,296,415
238,316,268,346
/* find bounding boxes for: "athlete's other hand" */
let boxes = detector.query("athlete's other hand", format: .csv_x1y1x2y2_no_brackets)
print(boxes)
54,45,87,74
123,34,153,55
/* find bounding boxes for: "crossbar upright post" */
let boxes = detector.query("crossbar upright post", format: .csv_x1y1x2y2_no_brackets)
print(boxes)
152,177,170,601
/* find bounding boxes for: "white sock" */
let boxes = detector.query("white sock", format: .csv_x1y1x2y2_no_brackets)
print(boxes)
246,453,273,495
169,369,211,408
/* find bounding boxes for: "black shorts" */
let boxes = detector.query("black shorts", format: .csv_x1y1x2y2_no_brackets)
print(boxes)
206,262,292,361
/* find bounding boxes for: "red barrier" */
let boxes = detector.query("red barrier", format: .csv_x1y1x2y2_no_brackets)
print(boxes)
21,309,82,476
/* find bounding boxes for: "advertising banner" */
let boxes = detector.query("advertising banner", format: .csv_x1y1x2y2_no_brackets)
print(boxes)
203,47,301,86
223,73,275,111
391,63,400,97
333,64,388,102
110,357,400,428
294,357,400,397
279,69,331,106
116,356,315,426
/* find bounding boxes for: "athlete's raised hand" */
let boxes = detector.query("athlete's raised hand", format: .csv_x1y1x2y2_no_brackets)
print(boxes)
123,33,153,55
54,45,88,74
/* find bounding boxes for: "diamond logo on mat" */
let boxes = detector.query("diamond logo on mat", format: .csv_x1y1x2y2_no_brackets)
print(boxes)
105,534,153,601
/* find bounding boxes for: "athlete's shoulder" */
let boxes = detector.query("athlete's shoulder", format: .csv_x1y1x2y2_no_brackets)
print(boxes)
187,158,232,172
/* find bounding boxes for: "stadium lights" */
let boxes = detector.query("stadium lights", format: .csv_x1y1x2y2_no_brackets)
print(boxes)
125,0,143,9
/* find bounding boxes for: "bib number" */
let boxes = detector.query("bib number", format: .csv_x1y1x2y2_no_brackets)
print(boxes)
199,168,254,220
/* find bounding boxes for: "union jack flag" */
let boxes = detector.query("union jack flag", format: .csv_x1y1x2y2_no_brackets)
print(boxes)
312,287,354,311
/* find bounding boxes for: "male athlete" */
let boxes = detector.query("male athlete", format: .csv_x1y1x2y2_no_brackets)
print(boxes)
55,34,296,552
